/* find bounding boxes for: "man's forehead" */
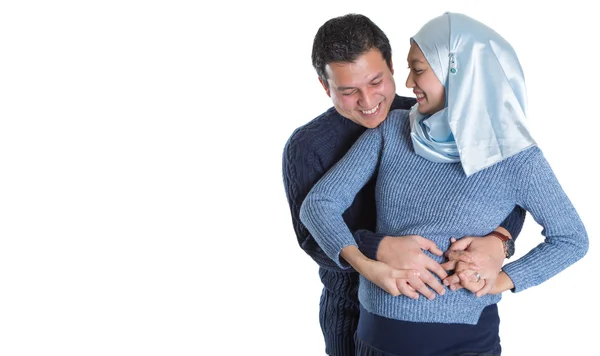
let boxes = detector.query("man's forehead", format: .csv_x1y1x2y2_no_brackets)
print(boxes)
325,58,387,88
328,70,383,90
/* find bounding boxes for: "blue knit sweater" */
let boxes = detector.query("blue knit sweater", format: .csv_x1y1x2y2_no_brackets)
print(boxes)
283,96,525,356
282,95,418,355
300,109,588,325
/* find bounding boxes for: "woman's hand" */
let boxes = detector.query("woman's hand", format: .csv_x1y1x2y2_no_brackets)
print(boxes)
341,245,421,298
441,233,505,297
361,259,422,298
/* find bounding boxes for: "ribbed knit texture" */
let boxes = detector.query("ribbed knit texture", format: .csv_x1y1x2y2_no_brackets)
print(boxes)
283,95,417,268
318,269,359,356
282,106,378,269
300,109,588,325
282,95,416,355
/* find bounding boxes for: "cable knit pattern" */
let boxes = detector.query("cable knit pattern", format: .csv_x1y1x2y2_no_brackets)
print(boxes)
300,109,588,325
283,106,377,269
282,95,416,355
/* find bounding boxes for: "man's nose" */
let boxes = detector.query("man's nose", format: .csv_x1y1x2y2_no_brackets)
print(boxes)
358,88,375,109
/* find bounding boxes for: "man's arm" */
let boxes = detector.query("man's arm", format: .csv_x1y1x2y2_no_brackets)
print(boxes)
354,229,386,261
498,205,526,242
441,206,526,295
298,127,451,300
283,132,338,269
283,131,384,269
285,124,448,299
299,128,383,268
358,208,521,299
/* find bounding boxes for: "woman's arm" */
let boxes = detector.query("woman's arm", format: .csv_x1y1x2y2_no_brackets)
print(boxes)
502,148,588,292
299,128,383,268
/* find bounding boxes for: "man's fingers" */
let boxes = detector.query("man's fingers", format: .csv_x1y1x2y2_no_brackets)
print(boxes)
425,259,449,280
449,282,463,291
454,260,481,272
407,275,437,300
390,269,420,299
440,260,456,272
427,244,444,256
443,274,466,291
392,269,420,280
443,273,460,286
418,270,447,298
417,237,444,256
426,279,446,297
445,250,476,264
446,236,473,252
397,280,419,299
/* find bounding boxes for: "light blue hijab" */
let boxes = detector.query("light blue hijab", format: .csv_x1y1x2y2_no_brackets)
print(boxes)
409,12,536,176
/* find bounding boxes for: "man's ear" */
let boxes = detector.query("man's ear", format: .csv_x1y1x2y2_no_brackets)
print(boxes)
318,77,331,97
389,60,394,75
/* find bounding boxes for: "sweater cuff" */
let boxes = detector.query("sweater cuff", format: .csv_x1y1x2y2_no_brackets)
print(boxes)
499,206,526,241
354,229,386,261
501,263,531,293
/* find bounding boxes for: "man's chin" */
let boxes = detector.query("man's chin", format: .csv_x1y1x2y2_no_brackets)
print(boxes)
361,118,385,129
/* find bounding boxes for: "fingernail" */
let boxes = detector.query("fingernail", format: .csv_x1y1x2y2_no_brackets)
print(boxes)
443,280,449,286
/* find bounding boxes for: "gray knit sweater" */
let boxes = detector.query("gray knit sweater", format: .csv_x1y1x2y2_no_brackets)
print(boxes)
300,109,588,325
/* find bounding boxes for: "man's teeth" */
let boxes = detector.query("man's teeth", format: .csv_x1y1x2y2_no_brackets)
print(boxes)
416,93,425,99
361,104,379,115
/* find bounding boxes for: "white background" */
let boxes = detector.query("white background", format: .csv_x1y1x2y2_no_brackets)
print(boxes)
0,1,598,355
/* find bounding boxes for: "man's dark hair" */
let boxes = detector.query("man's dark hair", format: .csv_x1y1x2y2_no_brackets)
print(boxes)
311,14,392,87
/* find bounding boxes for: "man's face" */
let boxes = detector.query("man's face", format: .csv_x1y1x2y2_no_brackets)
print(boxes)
320,49,396,129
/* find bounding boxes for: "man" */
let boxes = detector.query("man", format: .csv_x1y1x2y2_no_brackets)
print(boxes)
282,14,524,356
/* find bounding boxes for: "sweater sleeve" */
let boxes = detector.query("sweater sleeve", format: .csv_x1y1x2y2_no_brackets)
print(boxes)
355,230,387,261
498,206,526,240
282,129,382,269
300,129,383,269
502,148,588,292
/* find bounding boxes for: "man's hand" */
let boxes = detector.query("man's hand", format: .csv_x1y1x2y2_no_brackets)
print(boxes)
377,235,448,300
441,233,505,297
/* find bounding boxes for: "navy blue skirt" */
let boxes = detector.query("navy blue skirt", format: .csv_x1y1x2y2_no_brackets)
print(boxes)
355,304,501,356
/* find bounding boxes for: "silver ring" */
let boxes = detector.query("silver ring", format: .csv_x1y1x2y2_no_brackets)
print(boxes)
475,272,481,282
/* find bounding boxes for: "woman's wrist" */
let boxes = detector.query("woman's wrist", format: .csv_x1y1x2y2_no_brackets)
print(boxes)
340,245,372,274
492,271,515,294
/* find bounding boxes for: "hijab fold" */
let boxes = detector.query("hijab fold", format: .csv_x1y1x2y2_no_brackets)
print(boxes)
409,12,536,177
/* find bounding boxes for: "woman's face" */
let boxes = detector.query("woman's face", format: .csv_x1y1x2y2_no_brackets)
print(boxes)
405,42,445,115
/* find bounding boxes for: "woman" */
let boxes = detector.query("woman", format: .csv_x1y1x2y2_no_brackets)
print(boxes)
299,12,588,356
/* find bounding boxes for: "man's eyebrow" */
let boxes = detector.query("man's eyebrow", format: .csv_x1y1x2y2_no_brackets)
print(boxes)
336,73,384,91
370,73,383,81
336,85,356,91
